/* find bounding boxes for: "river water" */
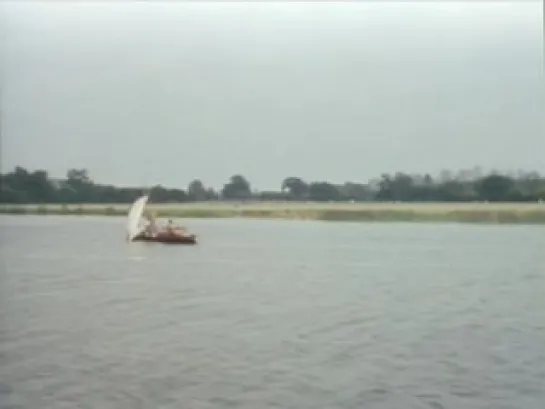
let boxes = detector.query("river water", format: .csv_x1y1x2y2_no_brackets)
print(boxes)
0,215,543,409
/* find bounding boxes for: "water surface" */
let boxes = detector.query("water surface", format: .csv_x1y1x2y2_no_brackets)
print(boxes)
1,216,544,409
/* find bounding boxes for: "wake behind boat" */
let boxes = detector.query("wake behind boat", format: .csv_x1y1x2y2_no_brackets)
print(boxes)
126,195,197,245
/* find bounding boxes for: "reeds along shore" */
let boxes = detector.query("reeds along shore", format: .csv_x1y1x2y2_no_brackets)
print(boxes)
1,202,544,224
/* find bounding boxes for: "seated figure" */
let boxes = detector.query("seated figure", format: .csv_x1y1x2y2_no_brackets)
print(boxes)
141,210,159,237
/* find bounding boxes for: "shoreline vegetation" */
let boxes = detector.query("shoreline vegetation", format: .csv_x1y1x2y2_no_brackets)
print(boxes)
1,202,544,224
2,166,545,223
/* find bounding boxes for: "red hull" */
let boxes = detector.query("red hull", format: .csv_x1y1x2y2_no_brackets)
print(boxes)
132,232,197,245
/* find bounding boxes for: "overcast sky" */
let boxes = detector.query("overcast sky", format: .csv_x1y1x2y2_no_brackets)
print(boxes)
1,1,543,189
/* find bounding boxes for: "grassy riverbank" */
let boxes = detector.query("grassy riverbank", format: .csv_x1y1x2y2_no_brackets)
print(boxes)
1,202,544,224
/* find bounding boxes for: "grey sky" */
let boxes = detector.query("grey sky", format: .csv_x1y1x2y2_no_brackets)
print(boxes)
1,1,543,190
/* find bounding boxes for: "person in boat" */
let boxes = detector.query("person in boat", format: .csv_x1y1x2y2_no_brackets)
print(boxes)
142,210,159,237
162,219,189,236
165,219,185,234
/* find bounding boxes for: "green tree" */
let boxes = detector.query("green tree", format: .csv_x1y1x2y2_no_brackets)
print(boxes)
150,185,187,202
281,177,308,200
65,168,94,202
206,188,219,200
476,174,515,202
27,170,55,203
221,175,252,200
66,169,91,184
338,182,372,201
2,165,545,205
308,182,340,202
187,179,207,201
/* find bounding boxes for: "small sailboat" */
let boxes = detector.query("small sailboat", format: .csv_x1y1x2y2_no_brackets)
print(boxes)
126,195,197,245
126,195,149,241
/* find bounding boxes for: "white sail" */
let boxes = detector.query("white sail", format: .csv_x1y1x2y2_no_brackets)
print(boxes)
126,195,149,241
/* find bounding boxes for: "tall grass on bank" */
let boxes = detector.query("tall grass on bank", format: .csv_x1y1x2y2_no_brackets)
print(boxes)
1,202,544,224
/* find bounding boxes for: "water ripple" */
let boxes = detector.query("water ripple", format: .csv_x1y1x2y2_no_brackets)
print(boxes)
1,216,544,409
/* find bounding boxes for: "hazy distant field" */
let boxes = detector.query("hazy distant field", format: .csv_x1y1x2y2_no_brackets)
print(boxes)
1,201,544,224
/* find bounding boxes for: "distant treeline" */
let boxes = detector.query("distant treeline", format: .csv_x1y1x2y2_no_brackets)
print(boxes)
1,166,545,204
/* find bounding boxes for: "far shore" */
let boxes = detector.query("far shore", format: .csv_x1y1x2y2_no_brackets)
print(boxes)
1,201,544,224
